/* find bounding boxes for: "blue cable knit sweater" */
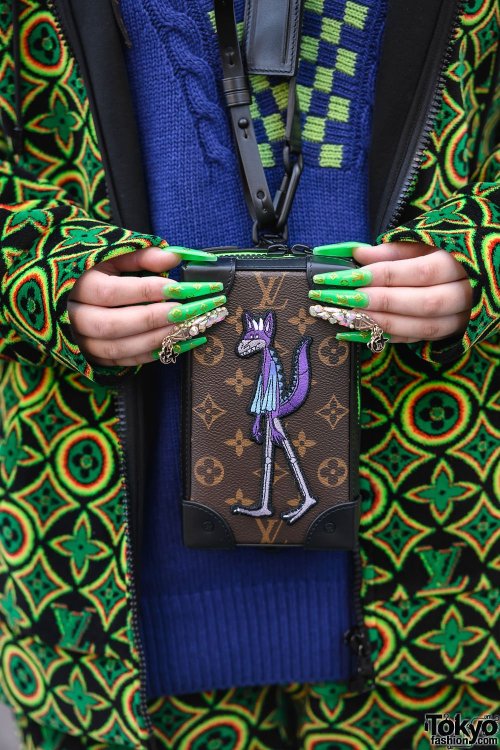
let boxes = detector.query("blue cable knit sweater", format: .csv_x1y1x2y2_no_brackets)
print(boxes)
121,0,386,698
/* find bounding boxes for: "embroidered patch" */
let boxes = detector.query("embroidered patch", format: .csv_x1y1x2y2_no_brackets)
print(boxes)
233,311,317,525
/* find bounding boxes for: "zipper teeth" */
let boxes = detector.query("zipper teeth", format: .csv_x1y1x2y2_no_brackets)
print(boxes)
387,0,464,229
11,0,24,153
46,0,153,737
216,251,296,258
115,392,154,736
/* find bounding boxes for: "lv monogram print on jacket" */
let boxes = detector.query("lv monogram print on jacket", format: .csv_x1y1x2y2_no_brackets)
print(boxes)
0,0,498,747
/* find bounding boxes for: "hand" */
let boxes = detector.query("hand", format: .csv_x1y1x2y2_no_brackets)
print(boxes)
68,246,227,366
309,242,473,344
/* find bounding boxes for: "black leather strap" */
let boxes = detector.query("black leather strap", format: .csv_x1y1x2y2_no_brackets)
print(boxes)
214,0,304,241
214,0,276,232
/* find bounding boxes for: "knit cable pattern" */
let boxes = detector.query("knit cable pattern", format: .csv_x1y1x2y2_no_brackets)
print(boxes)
142,0,233,166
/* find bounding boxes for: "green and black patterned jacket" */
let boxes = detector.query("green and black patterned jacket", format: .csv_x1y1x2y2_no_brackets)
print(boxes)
0,0,498,746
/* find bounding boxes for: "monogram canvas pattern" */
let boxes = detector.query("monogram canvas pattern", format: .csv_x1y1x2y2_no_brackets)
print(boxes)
0,0,497,746
186,269,357,546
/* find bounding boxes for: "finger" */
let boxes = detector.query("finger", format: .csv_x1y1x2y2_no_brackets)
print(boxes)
68,300,180,339
315,249,468,288
353,241,437,265
78,324,176,362
346,310,470,341
309,279,472,317
78,308,227,364
90,336,208,367
70,270,180,307
104,246,182,275
69,292,227,338
102,245,217,275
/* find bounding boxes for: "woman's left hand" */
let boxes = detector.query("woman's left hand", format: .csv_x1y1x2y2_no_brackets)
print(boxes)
309,242,473,344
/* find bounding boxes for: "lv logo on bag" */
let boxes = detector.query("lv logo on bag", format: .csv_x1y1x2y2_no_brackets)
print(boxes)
254,272,289,309
232,311,318,525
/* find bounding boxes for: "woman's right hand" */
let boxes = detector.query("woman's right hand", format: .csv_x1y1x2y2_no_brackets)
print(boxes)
68,246,226,366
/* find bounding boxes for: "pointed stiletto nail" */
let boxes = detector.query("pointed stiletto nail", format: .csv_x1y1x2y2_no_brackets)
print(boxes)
312,242,372,258
163,281,224,299
313,268,373,287
152,336,207,360
166,246,218,262
167,295,227,323
308,289,370,308
336,331,391,343
173,336,207,355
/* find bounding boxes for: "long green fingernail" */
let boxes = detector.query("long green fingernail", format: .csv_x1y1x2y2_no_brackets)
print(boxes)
173,336,207,355
313,268,373,287
167,246,218,262
308,289,370,308
163,281,224,300
336,331,391,343
152,336,207,360
312,242,372,258
167,295,227,323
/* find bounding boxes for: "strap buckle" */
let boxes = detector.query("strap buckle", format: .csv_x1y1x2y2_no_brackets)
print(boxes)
275,152,303,232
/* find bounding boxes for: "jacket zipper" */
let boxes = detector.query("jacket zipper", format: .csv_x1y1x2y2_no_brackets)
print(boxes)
350,0,464,692
115,391,155,742
46,0,154,741
345,548,374,693
9,0,23,153
378,0,465,234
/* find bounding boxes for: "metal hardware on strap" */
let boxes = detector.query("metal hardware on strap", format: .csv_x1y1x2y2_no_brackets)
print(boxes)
214,0,304,242
222,76,251,107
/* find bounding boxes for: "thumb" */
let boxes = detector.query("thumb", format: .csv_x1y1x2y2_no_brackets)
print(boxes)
106,245,182,275
353,241,437,265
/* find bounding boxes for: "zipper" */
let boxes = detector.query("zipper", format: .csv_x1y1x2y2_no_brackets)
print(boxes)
345,547,375,693
210,242,313,259
115,391,154,739
377,0,464,234
110,0,133,48
10,0,24,154
46,0,154,740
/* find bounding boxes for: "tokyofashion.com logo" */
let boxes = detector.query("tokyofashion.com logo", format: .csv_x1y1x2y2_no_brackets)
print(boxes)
424,713,499,746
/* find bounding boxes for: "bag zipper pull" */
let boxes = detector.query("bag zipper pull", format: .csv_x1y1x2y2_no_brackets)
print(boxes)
290,243,312,256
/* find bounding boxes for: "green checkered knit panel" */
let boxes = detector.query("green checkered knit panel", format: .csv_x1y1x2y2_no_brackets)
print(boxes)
209,0,386,169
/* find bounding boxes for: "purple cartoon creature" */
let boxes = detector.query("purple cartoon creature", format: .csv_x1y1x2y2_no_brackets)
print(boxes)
234,311,317,525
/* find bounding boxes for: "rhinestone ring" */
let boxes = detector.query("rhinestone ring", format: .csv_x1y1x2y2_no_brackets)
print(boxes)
159,306,228,364
309,305,389,353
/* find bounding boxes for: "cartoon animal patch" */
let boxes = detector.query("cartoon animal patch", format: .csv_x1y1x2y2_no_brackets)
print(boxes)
233,312,317,525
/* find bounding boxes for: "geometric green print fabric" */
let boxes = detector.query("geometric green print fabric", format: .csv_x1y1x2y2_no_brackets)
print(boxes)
0,0,498,747
0,359,150,746
0,2,156,746
16,679,500,749
358,337,500,688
